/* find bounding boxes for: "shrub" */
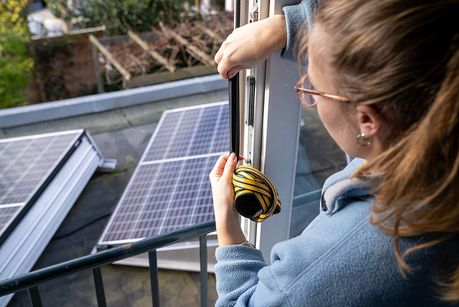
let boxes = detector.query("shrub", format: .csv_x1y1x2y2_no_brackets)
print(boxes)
0,0,33,109
48,0,188,35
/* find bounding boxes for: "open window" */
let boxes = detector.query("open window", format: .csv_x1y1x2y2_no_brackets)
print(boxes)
235,0,347,260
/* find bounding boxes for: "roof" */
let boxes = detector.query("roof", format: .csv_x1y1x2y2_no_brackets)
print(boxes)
3,86,226,306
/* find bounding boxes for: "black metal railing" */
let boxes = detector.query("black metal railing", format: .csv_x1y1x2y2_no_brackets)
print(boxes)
0,221,216,307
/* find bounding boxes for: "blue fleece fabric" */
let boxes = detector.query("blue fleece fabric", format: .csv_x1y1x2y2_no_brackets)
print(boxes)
281,0,319,61
215,159,459,306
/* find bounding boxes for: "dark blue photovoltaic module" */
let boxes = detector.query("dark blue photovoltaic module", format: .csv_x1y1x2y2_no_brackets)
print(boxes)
99,102,228,245
0,131,81,241
143,103,228,161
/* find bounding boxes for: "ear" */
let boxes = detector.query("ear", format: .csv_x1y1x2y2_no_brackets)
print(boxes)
355,105,381,138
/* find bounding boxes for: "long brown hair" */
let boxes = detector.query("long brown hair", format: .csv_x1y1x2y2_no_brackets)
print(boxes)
298,0,459,302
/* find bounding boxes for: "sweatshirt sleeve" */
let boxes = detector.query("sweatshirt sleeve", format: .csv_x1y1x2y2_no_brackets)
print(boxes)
214,245,291,306
281,0,319,61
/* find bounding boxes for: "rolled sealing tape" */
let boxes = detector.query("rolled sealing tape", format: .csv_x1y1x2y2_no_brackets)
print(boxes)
232,165,281,222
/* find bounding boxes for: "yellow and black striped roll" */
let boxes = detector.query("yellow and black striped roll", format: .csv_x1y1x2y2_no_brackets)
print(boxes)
232,165,281,222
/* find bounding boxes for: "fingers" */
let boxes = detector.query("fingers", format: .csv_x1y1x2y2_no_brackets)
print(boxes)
217,58,233,80
222,153,237,181
209,153,229,183
227,66,243,79
215,40,242,79
214,44,224,64
217,61,244,80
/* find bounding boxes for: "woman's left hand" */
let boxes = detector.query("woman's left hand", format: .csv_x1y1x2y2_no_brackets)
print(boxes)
209,153,246,246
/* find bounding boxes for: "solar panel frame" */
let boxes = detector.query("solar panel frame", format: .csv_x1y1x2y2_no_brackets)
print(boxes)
0,130,85,244
98,102,228,246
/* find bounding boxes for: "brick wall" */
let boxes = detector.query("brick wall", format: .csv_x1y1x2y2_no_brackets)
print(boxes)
29,28,104,103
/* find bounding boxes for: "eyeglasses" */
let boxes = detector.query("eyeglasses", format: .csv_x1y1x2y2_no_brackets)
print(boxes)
294,73,350,107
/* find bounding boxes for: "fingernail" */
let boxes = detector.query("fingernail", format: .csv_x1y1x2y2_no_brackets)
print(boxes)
228,71,237,79
231,152,236,161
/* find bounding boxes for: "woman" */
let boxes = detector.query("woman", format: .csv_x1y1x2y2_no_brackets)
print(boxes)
209,0,459,306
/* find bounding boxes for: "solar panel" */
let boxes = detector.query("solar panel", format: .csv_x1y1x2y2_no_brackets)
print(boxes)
0,129,105,306
99,102,228,245
0,131,82,241
143,103,229,161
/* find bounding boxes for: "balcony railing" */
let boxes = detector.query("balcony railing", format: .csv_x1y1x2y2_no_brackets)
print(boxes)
0,221,216,307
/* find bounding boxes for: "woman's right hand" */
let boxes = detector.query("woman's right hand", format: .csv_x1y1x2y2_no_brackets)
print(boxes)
209,153,246,246
214,15,287,79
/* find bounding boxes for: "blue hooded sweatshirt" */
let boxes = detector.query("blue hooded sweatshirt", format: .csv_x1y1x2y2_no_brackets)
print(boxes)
214,158,459,306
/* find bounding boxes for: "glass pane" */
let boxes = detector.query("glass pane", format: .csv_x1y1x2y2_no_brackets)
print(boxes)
290,107,347,238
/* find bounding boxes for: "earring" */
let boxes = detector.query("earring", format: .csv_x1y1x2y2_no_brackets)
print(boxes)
356,133,372,146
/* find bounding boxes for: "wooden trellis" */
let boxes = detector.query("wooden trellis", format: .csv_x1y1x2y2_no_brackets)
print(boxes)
127,30,175,73
89,17,231,90
159,24,215,66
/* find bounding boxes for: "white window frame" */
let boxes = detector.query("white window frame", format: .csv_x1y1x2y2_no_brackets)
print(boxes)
239,0,303,261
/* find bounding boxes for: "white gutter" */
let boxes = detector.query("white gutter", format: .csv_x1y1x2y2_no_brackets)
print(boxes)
0,75,226,129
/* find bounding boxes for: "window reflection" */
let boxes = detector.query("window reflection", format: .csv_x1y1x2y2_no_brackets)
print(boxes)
291,108,347,237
